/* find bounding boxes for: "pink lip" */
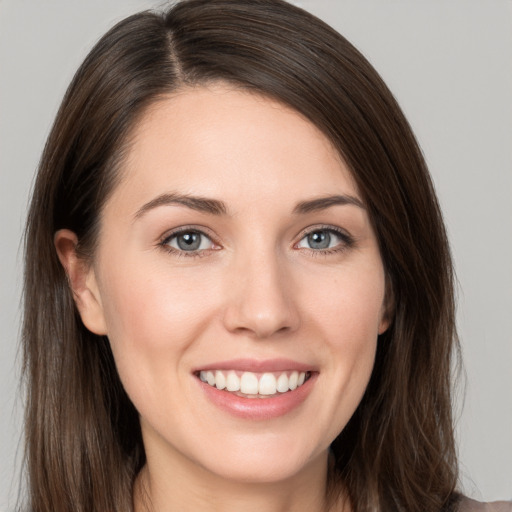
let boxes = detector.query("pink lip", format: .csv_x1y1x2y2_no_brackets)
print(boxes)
195,370,318,421
193,358,315,373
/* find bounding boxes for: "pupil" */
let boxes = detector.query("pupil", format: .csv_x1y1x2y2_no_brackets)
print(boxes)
308,230,330,249
177,232,200,251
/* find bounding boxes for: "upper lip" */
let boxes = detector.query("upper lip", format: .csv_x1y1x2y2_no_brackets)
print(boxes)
193,358,316,373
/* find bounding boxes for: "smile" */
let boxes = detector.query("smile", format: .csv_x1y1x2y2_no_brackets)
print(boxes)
194,359,317,420
198,370,310,397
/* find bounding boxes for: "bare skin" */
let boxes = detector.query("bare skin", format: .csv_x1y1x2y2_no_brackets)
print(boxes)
56,84,388,512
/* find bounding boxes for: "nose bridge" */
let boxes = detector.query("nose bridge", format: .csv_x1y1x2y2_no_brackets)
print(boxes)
223,242,300,338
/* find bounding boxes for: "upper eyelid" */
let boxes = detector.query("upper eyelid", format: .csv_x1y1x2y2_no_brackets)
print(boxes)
294,225,355,252
160,225,218,244
158,224,353,250
158,228,219,258
295,224,352,240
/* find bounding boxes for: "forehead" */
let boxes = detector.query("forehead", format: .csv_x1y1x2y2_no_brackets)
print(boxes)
109,84,360,215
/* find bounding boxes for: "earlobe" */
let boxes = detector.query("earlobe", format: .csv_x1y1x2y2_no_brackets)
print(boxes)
378,281,395,335
378,315,391,335
54,229,108,335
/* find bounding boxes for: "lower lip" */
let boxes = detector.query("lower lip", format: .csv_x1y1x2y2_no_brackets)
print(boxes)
197,373,317,420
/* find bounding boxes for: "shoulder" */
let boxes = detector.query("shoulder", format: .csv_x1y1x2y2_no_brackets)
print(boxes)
458,497,512,512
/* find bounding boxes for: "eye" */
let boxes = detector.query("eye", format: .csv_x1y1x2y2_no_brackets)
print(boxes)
296,228,351,251
163,229,215,253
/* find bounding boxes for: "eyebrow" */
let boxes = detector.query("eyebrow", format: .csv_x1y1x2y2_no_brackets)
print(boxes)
292,194,365,214
133,192,228,220
133,192,365,221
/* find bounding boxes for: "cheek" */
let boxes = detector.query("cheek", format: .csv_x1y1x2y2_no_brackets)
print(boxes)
302,265,384,419
100,258,215,338
305,262,386,344
96,259,220,392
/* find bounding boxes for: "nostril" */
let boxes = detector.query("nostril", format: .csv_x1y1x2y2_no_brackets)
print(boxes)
222,303,300,339
221,262,301,338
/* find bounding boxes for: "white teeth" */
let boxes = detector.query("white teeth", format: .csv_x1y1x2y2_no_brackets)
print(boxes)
240,372,259,394
206,371,215,386
226,371,240,392
288,371,298,390
215,370,226,390
276,372,289,393
199,369,308,396
258,373,277,395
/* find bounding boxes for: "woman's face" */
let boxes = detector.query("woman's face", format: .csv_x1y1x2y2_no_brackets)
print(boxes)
77,84,389,484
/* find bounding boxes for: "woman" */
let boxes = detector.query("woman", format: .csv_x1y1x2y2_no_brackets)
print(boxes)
20,1,510,511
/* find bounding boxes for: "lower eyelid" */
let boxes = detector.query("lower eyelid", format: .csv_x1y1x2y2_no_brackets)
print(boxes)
296,227,353,249
158,226,353,256
159,239,218,260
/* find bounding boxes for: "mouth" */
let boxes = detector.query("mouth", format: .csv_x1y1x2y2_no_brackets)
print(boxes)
193,358,317,419
196,369,312,398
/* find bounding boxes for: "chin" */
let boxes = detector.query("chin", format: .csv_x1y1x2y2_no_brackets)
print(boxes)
188,433,328,485
202,456,317,485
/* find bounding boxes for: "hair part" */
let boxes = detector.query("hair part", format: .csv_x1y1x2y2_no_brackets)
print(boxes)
22,1,460,511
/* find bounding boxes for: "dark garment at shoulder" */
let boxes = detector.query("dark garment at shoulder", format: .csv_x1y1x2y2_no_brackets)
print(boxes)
459,497,512,512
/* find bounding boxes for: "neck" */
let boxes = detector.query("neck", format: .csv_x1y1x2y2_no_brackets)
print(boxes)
133,449,346,512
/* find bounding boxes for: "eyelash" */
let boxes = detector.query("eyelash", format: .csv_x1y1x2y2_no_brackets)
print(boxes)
158,226,219,258
158,225,355,258
295,225,355,257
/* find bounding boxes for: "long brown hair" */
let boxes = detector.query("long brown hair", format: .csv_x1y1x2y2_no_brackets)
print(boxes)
22,1,460,511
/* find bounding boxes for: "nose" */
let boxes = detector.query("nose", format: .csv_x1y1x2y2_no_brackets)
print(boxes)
222,250,301,339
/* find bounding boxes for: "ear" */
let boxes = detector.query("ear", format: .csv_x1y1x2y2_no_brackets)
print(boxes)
54,229,108,335
378,279,395,335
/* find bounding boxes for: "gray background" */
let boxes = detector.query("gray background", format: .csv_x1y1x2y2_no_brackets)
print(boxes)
1,0,511,509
